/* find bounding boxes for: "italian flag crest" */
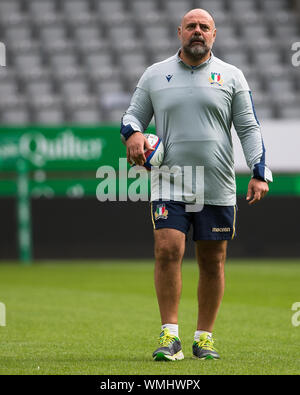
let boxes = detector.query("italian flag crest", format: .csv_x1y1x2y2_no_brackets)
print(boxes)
155,204,168,220
209,72,223,86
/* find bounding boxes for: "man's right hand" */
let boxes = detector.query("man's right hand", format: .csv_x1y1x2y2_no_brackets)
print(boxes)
126,132,154,166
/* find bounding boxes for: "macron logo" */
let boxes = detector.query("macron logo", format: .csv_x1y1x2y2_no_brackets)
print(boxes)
166,74,173,82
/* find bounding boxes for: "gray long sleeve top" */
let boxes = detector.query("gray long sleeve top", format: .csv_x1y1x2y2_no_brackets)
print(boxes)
121,50,272,205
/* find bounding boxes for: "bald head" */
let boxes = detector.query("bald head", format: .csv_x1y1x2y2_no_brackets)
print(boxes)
181,8,215,30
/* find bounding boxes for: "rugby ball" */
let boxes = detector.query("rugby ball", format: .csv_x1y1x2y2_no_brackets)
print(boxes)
142,133,164,170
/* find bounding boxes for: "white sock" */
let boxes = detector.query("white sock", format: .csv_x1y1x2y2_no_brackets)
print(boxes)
161,323,179,337
194,330,212,342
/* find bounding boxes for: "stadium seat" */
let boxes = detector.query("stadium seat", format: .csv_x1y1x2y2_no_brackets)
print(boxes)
131,0,159,13
130,0,165,24
0,79,27,117
0,0,299,123
244,36,276,53
0,0,29,26
29,92,62,110
4,25,39,52
0,81,20,97
28,0,62,25
267,78,296,96
271,89,300,119
0,66,16,82
253,50,282,68
97,0,125,13
65,93,97,110
119,51,149,86
260,0,289,11
49,53,85,81
40,25,75,53
74,25,104,52
28,0,57,14
106,108,127,123
96,0,132,24
272,24,299,39
210,10,232,27
0,91,26,109
5,25,33,44
142,25,174,51
83,52,120,81
221,50,250,69
61,80,89,94
84,52,113,70
231,10,265,31
119,52,148,71
24,81,54,97
96,80,126,96
0,0,20,14
62,0,95,25
199,0,227,14
33,108,65,124
69,108,102,124
230,0,258,12
164,0,193,26
14,53,50,81
279,105,300,119
1,108,30,124
241,24,271,42
150,49,179,64
255,105,275,120
267,9,297,25
247,90,274,119
164,0,193,14
107,24,143,51
247,77,265,94
215,25,239,43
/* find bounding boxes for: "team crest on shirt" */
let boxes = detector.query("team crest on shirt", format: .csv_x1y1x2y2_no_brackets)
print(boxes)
209,72,223,86
155,204,168,220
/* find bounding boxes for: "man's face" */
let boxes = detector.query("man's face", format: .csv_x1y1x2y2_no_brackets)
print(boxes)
178,11,216,60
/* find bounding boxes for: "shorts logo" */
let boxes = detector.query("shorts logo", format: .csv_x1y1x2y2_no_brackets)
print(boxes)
212,227,231,232
209,72,223,86
155,204,168,220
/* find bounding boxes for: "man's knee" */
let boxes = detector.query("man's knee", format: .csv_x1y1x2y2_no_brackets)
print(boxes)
199,257,225,278
154,229,185,265
196,241,227,276
155,243,183,264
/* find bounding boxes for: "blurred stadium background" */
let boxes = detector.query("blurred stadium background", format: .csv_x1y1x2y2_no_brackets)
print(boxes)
0,0,299,261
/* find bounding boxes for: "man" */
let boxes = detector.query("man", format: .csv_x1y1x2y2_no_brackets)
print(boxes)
120,9,272,361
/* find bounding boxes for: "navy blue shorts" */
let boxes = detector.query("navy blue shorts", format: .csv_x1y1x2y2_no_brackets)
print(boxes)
151,200,237,241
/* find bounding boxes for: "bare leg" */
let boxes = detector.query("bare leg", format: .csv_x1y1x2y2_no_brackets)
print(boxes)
154,228,186,324
195,240,227,332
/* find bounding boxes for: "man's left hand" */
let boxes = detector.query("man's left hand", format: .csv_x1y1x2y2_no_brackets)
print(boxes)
246,178,269,205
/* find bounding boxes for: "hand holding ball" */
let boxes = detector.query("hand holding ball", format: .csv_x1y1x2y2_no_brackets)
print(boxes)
126,132,164,170
142,133,164,170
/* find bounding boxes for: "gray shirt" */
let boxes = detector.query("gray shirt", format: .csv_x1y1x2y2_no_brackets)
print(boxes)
122,50,269,205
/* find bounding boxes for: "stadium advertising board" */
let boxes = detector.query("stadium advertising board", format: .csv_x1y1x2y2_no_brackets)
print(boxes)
0,125,126,171
0,125,300,198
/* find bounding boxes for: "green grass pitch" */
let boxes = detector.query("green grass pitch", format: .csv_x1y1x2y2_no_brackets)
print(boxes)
0,260,300,375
